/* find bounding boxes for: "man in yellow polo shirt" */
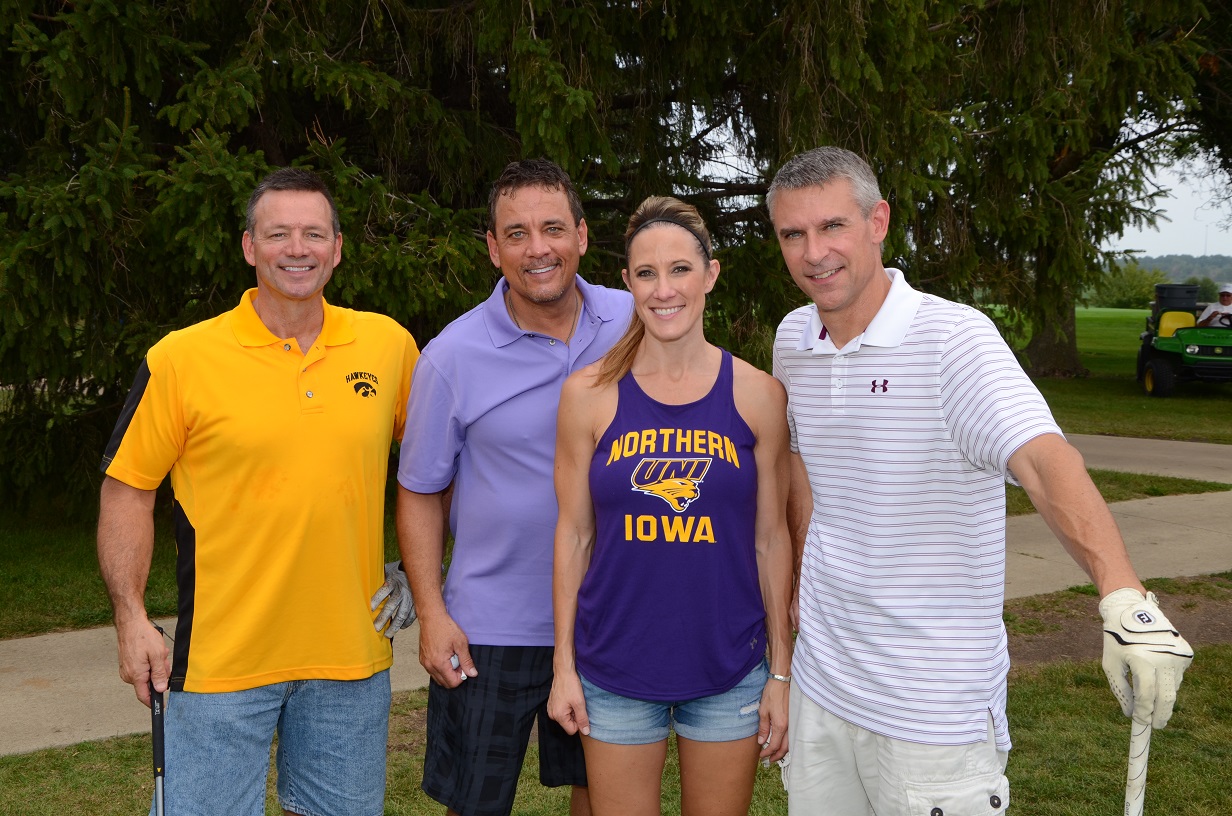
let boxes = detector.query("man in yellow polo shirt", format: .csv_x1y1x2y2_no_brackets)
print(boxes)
97,168,419,816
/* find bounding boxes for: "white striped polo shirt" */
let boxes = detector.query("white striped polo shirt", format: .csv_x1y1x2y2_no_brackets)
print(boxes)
773,268,1061,750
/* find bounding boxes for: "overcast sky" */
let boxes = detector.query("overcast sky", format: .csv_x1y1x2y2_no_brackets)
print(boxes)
1109,165,1232,257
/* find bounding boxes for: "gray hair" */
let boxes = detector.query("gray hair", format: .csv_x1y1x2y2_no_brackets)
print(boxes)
766,146,882,220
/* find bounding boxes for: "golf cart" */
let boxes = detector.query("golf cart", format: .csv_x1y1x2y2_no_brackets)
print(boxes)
1136,283,1232,397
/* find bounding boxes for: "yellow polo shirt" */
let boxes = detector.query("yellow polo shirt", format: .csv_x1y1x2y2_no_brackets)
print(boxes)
103,290,418,692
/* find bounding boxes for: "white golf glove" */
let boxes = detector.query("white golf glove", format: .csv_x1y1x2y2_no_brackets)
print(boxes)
1099,588,1193,727
370,561,416,639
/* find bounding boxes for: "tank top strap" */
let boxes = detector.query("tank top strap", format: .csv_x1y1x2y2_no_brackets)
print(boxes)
716,347,733,397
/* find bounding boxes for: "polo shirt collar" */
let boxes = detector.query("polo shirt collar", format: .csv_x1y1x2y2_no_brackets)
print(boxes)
231,288,356,348
484,275,615,348
794,267,922,354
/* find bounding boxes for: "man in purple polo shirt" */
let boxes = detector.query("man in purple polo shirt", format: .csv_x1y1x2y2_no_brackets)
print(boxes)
397,158,633,816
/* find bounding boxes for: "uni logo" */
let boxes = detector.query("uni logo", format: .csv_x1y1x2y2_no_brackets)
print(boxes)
630,458,711,512
353,381,377,397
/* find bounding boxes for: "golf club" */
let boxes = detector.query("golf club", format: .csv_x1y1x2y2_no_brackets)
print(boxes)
149,619,170,816
1124,718,1151,816
149,679,165,816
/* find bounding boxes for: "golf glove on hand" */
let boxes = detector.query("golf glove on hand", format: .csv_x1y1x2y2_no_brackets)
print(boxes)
371,561,416,639
1100,588,1193,728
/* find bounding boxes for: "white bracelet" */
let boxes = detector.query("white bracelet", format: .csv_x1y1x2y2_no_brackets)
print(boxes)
769,672,792,683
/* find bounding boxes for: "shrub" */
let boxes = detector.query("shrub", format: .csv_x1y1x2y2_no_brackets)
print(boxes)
1091,261,1170,309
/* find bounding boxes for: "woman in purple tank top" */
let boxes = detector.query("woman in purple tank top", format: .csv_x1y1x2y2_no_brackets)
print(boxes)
548,196,794,815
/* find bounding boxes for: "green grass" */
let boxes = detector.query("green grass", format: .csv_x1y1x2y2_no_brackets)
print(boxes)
1002,573,1232,637
0,509,179,639
3,648,1229,814
1069,306,1151,378
1005,468,1232,516
1006,645,1232,815
1032,308,1232,443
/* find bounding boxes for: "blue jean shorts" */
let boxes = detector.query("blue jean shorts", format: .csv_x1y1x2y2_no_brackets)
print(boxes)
158,671,390,816
579,658,767,745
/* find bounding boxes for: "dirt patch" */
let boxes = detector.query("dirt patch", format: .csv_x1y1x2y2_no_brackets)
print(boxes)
1007,574,1232,668
389,689,430,756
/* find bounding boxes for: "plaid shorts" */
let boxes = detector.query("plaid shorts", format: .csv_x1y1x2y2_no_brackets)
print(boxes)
421,645,587,816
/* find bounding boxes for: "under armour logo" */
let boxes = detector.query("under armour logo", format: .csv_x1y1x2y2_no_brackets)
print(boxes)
870,379,888,393
1135,610,1155,626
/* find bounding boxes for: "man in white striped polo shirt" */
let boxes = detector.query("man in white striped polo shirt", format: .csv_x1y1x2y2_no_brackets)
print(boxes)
768,146,1193,816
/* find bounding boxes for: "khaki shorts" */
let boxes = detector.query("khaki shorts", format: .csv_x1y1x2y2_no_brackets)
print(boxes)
786,683,1009,816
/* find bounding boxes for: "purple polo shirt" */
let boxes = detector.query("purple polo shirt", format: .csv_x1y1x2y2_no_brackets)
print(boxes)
398,276,633,646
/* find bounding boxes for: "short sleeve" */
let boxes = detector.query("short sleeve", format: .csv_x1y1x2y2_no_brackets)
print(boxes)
397,352,465,493
938,311,1062,481
392,331,421,444
771,341,799,454
100,344,188,490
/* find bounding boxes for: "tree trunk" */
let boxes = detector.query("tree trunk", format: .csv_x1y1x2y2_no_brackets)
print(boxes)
1022,248,1088,378
1023,301,1086,377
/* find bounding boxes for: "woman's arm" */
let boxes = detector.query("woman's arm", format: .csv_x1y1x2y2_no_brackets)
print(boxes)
547,369,613,736
734,360,794,762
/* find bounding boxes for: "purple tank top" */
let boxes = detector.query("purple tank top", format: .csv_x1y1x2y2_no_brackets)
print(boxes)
576,350,766,701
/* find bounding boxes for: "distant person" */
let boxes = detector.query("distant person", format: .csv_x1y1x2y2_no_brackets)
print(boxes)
98,167,419,815
1196,283,1232,327
548,196,793,816
397,158,633,816
768,146,1194,815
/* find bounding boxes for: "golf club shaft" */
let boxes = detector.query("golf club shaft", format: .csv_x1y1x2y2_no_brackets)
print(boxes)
150,681,165,816
1125,718,1151,816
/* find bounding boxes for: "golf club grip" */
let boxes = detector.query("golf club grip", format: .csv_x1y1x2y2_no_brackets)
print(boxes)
150,681,165,777
1124,719,1151,816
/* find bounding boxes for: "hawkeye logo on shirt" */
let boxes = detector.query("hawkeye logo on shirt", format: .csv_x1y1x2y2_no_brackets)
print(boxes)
346,371,378,397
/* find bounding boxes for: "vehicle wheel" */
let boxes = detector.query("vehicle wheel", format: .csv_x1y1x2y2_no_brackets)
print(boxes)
1136,344,1149,381
1143,357,1176,397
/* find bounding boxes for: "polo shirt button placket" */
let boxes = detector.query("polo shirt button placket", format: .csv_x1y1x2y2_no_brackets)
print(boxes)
831,356,847,411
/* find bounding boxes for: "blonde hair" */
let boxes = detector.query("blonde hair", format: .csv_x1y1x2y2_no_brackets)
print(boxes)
595,196,712,386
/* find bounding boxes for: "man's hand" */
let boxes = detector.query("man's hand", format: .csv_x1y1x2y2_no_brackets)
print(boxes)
1100,588,1193,728
370,561,416,638
418,613,476,687
116,617,170,708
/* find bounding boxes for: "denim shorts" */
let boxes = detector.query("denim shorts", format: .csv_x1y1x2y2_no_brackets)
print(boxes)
579,658,767,745
157,671,390,816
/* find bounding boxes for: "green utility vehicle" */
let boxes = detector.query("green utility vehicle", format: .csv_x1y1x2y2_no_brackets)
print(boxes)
1136,284,1232,397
